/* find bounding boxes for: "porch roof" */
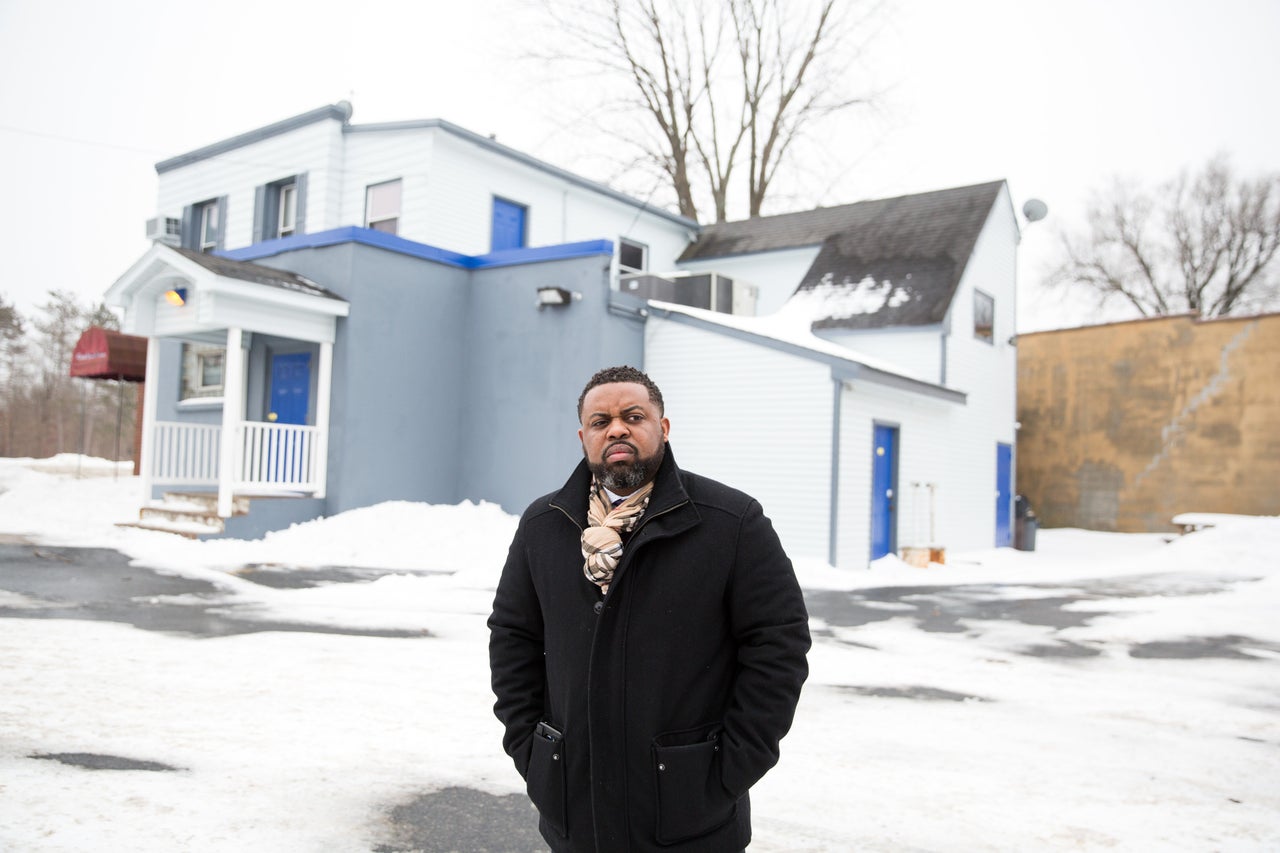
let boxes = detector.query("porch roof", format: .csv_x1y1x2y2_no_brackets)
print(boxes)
105,243,349,344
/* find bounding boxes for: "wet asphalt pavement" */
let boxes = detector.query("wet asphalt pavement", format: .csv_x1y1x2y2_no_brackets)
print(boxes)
2,542,1276,851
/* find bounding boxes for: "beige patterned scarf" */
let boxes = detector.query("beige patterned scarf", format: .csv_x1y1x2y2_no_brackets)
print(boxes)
581,478,654,594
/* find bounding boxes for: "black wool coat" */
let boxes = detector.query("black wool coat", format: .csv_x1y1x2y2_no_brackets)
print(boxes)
488,446,811,853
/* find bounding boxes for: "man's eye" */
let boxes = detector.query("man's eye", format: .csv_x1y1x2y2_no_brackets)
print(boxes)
628,414,644,422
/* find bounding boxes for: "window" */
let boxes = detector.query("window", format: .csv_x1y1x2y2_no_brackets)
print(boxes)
491,197,528,251
365,179,402,234
618,238,648,274
180,344,225,400
253,174,307,242
277,183,297,237
182,196,226,252
197,200,220,253
974,289,995,343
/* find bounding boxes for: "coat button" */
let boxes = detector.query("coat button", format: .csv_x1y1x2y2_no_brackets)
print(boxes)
593,601,604,614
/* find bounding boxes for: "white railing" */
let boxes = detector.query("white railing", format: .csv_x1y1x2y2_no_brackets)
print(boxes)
236,422,320,491
150,420,320,493
152,422,221,485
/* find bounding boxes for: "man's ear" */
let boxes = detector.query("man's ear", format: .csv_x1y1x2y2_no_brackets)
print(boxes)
661,417,670,441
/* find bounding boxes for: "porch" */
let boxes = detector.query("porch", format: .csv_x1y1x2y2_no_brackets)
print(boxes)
106,244,350,521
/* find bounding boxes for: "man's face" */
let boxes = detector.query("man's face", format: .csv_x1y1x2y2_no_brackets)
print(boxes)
578,382,670,495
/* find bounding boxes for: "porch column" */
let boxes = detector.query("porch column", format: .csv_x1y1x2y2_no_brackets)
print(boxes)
138,336,160,506
217,327,245,518
313,340,333,499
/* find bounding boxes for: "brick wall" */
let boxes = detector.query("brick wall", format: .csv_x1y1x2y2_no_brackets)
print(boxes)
1016,312,1280,532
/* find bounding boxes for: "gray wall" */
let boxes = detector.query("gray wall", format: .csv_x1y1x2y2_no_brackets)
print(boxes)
154,241,646,530
259,243,471,515
459,255,645,512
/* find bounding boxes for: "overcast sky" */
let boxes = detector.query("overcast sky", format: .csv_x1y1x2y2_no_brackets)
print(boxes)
2,0,1277,332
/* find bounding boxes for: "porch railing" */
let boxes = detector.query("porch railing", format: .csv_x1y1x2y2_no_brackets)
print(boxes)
150,420,320,493
236,422,320,491
152,422,221,485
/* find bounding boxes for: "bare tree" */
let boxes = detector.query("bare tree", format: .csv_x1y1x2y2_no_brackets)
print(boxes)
0,294,27,456
1051,157,1280,318
536,0,880,222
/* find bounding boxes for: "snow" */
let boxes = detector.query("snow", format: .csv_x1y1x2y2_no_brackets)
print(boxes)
1,455,1278,851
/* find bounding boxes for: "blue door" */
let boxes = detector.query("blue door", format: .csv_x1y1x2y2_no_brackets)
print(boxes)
491,198,527,251
269,352,311,425
870,424,899,560
996,442,1013,547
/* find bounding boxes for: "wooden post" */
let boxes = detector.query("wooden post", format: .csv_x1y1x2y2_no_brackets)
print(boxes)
217,328,244,518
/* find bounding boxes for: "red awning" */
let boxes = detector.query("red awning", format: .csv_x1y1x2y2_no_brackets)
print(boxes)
70,326,148,382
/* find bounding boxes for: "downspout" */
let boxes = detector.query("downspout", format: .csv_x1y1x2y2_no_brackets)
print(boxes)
828,376,843,566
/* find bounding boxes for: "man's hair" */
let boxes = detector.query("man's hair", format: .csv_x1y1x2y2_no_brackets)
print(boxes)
577,365,665,419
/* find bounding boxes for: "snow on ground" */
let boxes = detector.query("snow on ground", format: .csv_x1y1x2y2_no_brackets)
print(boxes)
0,456,1278,851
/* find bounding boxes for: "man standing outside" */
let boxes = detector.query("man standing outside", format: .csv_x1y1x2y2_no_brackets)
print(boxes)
489,366,810,852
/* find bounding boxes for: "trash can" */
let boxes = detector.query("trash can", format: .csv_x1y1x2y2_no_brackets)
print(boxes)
1014,495,1037,551
1016,513,1038,551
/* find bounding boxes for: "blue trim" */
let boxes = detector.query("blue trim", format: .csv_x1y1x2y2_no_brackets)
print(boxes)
219,227,614,270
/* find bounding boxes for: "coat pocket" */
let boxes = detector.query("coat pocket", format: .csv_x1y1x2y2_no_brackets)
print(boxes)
652,724,736,845
527,722,567,837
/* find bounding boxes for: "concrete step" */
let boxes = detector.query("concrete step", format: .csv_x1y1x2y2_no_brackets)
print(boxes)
116,492,245,539
161,491,250,516
117,516,223,539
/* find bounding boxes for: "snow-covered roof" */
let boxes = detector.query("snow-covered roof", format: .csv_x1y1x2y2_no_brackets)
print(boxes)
680,181,1007,330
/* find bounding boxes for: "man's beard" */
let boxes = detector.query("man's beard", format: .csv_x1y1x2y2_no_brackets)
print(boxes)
585,440,665,491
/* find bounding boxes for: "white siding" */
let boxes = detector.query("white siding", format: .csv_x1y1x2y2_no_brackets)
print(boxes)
644,318,833,561
155,117,695,267
341,127,436,238
676,246,822,315
836,380,964,568
941,185,1019,533
156,119,345,246
815,326,945,384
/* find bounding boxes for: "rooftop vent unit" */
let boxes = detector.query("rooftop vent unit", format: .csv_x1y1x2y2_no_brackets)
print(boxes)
145,216,182,247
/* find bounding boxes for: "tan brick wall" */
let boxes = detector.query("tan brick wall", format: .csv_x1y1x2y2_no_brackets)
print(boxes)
1016,312,1280,532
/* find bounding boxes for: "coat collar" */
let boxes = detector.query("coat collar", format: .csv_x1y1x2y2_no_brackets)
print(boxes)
548,443,692,529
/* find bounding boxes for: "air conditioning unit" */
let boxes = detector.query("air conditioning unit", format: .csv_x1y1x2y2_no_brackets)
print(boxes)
145,216,182,247
620,271,759,316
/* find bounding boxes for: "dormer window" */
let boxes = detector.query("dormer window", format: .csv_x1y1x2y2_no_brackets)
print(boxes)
365,179,402,235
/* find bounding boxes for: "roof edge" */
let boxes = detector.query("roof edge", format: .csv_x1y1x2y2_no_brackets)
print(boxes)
155,102,353,174
349,118,699,231
647,302,966,404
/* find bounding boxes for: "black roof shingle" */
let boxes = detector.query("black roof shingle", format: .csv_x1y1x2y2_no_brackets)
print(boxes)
680,181,1007,330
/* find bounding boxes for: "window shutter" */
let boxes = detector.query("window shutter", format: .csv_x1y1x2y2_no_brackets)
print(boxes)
181,204,197,249
215,196,228,250
293,172,308,236
252,185,267,243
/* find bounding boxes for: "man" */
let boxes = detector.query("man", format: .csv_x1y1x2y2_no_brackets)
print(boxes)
489,365,810,852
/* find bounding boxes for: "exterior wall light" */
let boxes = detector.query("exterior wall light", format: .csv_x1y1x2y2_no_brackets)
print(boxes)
536,286,575,308
164,287,188,307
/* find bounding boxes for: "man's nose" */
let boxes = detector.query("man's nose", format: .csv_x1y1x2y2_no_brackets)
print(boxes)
606,418,630,438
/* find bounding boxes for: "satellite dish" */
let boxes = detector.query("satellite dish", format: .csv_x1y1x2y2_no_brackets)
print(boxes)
1022,198,1048,223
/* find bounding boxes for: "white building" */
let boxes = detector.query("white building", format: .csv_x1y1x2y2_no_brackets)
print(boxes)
658,182,1020,566
111,102,1019,569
